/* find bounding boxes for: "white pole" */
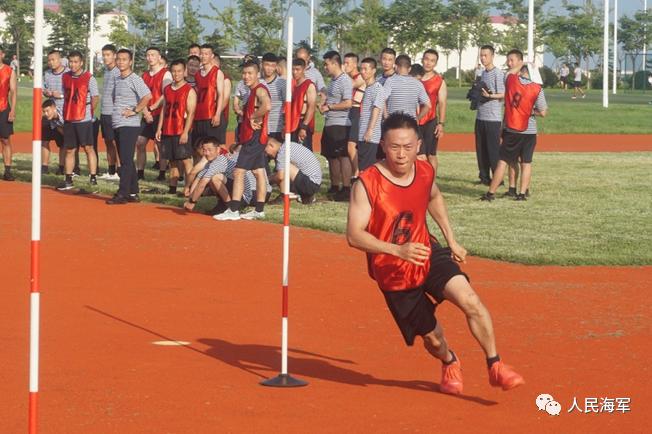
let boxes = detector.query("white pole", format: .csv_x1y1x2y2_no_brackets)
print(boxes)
603,0,609,108
30,0,44,432
89,0,94,73
613,0,618,94
310,0,315,49
644,0,648,82
527,0,535,64
165,0,169,53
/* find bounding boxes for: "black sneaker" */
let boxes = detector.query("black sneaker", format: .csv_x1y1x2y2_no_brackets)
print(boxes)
480,192,495,201
56,167,64,176
3,172,15,181
106,195,128,205
90,176,97,186
73,167,81,176
334,187,351,202
57,181,74,191
156,172,166,181
127,194,140,203
137,171,145,180
515,193,527,201
327,186,340,195
502,188,517,198
152,161,160,170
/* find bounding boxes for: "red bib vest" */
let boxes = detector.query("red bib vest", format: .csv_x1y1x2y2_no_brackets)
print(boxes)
0,66,12,112
62,71,92,122
359,160,436,292
162,83,194,136
290,79,315,132
418,74,443,125
239,83,270,145
504,74,541,132
142,67,168,117
194,65,219,120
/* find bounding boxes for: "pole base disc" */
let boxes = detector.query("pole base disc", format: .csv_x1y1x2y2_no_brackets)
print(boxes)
260,374,308,388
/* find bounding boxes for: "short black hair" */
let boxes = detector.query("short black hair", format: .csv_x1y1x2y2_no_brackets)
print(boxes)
507,49,524,60
395,54,411,69
381,47,396,57
117,48,133,60
382,112,419,138
187,55,200,63
322,50,342,65
344,52,359,62
361,57,377,69
242,59,260,71
198,136,219,147
170,58,186,68
423,49,439,59
480,45,495,54
146,47,161,54
42,99,56,109
47,49,62,57
101,44,117,53
188,43,201,50
68,50,84,61
200,44,214,52
409,63,425,77
262,52,278,63
292,58,306,68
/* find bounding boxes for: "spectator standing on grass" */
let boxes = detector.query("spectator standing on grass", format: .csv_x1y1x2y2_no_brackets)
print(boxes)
10,55,18,75
559,63,570,91
98,44,121,181
42,50,72,176
571,63,586,99
358,57,383,175
0,46,17,181
289,58,317,150
418,49,447,174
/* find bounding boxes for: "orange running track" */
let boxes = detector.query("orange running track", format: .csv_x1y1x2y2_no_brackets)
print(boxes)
8,131,652,153
2,182,651,433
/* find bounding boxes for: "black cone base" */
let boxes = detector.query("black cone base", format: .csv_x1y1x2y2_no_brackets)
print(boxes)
260,373,309,388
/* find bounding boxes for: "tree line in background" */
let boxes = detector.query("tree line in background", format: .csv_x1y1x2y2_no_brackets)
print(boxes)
0,0,650,87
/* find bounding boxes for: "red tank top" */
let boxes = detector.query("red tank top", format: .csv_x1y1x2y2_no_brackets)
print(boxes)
194,65,219,120
419,74,443,125
504,74,541,132
239,83,270,145
142,67,168,117
162,83,194,136
359,160,436,292
62,71,92,122
351,73,365,108
290,79,315,132
0,66,12,111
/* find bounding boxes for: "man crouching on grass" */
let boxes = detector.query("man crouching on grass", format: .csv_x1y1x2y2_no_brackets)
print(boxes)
346,112,524,395
183,137,229,211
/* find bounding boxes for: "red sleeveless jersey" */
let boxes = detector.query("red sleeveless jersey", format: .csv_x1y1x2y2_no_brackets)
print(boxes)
142,67,168,117
239,83,270,145
162,83,194,136
418,74,443,125
504,74,541,132
62,71,91,122
351,73,365,107
290,79,315,132
0,66,12,111
359,160,436,292
194,65,219,120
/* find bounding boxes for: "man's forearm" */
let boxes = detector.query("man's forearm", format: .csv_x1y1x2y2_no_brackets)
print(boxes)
347,229,398,257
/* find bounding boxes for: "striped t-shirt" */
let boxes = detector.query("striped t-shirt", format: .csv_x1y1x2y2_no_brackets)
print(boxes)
101,66,120,115
477,67,505,122
111,72,152,129
276,142,322,185
358,81,383,144
43,67,68,112
265,75,286,133
377,74,429,119
324,73,352,127
305,62,326,93
505,76,547,135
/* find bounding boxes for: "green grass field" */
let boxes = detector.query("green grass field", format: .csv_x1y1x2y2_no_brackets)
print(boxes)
7,151,652,266
12,82,652,134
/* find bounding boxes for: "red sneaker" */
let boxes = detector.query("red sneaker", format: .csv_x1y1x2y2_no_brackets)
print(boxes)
489,361,525,390
440,360,463,395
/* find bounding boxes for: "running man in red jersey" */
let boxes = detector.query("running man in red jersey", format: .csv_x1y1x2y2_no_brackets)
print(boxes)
346,112,524,395
0,45,17,180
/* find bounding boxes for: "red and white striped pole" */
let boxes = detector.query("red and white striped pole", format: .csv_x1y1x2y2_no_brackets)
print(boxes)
261,16,307,388
30,0,44,431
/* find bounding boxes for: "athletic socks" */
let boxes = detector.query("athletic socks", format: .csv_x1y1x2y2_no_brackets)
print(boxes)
159,170,166,179
41,165,49,174
90,174,97,182
65,174,73,183
255,201,265,213
443,350,458,365
108,165,116,175
4,165,11,174
487,354,501,369
168,185,177,194
508,187,516,195
228,200,241,212
137,169,145,180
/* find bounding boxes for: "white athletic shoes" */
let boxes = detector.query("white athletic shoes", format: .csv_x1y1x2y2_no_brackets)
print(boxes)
99,173,120,181
241,210,265,220
213,209,241,221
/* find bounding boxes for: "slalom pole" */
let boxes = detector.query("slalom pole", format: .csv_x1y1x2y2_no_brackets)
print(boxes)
261,16,307,388
30,0,44,431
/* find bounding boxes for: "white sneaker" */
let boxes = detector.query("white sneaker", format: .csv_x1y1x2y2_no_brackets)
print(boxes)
241,210,265,220
213,209,241,221
288,192,299,200
106,173,120,181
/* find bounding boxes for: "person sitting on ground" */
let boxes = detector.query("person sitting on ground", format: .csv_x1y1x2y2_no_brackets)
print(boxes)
264,137,323,205
184,137,229,211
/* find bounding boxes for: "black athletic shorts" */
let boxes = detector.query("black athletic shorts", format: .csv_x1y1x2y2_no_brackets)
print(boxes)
560,76,568,84
236,131,267,170
500,130,537,164
41,119,63,147
573,80,582,89
63,121,94,149
294,171,320,196
321,125,349,159
0,108,14,139
140,116,160,140
382,242,469,346
100,114,115,142
418,118,439,156
348,109,360,142
193,114,227,146
161,135,193,161
357,141,378,172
